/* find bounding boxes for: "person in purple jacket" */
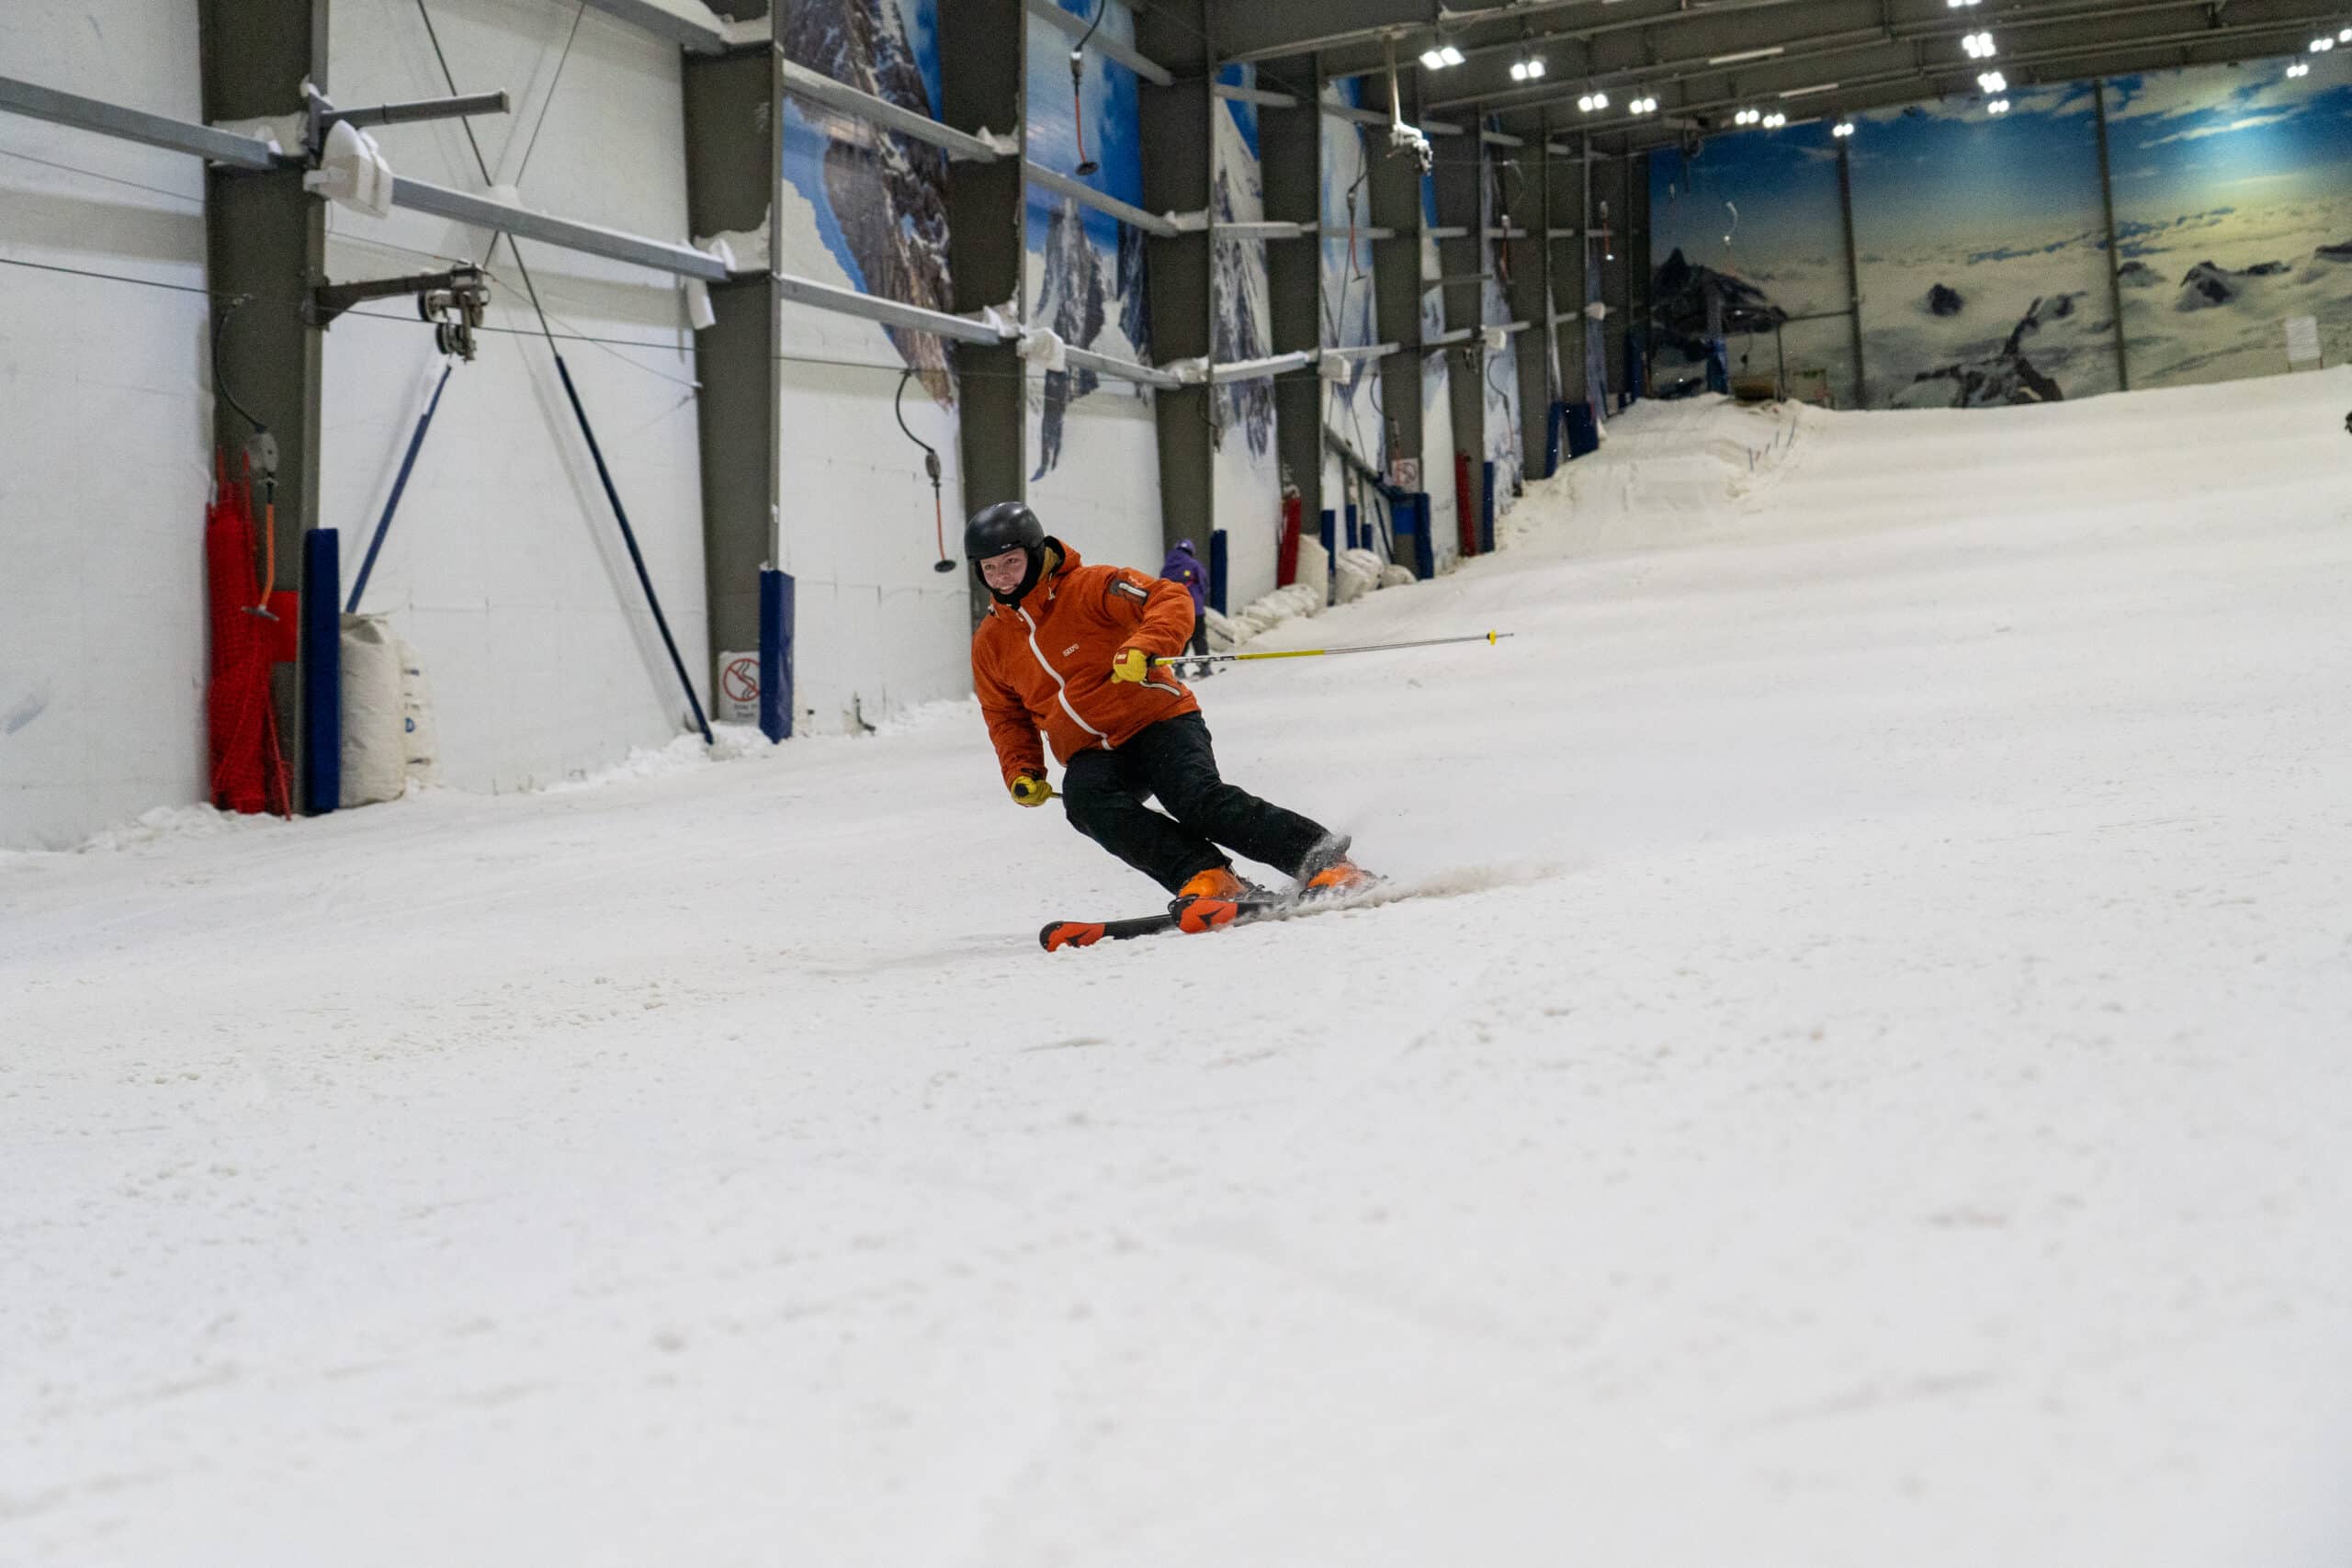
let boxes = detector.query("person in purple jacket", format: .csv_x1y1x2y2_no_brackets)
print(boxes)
1160,538,1213,678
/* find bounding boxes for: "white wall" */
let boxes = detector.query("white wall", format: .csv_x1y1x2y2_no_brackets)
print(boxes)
319,0,708,791
775,308,969,736
1027,389,1164,576
0,0,212,849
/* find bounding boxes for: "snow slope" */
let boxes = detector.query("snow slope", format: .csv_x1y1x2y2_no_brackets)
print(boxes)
6,371,2352,1565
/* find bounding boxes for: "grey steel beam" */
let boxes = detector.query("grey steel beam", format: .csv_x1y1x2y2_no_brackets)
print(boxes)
2093,79,2131,394
0,72,279,168
199,0,328,808
1023,158,1183,237
578,0,732,55
1138,0,1214,561
1370,64,1426,516
684,38,779,692
1837,133,1865,404
943,0,1028,624
1026,0,1176,87
388,176,732,280
774,272,1007,344
318,90,510,132
780,60,1005,162
1505,135,1552,477
1434,108,1484,548
1261,61,1324,562
1069,345,1183,389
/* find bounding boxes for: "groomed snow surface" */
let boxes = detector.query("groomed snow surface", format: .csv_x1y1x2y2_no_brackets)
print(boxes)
7,369,2352,1566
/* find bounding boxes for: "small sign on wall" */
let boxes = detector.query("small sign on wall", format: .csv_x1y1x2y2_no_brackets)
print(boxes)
716,651,759,725
1388,457,1422,491
2285,315,2322,368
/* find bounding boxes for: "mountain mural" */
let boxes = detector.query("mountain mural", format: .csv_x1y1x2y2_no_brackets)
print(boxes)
782,0,956,405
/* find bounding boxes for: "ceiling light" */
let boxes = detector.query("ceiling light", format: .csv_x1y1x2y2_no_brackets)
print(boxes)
1988,98,2010,115
2340,27,2351,41
1947,0,1980,8
1510,57,1546,82
1962,30,1996,59
1762,111,1787,128
2307,36,2334,53
1978,70,2007,93
1833,120,1857,137
1421,42,1464,69
2287,62,2311,77
1708,46,1787,66
1419,49,1446,69
1441,45,1464,65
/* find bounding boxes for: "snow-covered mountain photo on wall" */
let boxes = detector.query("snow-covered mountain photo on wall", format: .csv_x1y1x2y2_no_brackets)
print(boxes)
777,0,955,407
1480,141,1525,502
1850,87,2121,409
1647,124,1857,406
1320,78,1384,486
1025,0,1151,481
2105,52,2352,389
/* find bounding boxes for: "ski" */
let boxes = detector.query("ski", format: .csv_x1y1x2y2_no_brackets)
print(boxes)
1040,879,1393,953
1039,897,1287,953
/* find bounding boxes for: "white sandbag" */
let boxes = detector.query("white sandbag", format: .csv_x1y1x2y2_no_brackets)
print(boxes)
1202,608,1241,650
340,615,405,807
1380,562,1419,589
1291,537,1330,611
398,638,440,785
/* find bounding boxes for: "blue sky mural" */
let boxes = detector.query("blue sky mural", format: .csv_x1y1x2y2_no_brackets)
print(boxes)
1025,0,1145,253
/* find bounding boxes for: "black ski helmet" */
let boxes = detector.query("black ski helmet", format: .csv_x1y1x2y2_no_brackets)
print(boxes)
965,501,1049,606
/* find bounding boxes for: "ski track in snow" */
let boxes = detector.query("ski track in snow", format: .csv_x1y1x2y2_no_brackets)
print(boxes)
6,370,2352,1565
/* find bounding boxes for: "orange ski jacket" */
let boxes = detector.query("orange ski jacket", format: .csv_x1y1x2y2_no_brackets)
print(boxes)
973,542,1202,787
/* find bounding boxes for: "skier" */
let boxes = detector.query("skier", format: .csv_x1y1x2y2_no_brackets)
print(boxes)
1159,537,1214,679
966,501,1372,933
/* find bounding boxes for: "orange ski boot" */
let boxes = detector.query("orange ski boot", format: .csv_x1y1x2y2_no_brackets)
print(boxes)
1303,859,1378,899
1171,866,1253,934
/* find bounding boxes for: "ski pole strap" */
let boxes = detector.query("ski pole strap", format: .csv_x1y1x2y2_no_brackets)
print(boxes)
1154,630,1513,668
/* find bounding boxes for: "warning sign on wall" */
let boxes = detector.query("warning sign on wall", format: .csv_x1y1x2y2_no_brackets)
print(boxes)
716,652,759,725
1388,457,1421,491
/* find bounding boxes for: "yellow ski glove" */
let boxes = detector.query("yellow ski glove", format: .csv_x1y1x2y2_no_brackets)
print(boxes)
1010,773,1055,807
1110,648,1150,683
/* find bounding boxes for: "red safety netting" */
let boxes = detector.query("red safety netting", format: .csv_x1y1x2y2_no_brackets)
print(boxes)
205,453,292,817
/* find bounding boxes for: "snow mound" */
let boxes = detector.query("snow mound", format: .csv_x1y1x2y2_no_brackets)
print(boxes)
1505,394,1819,557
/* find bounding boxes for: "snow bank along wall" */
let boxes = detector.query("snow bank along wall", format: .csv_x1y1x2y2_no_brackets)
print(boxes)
2,0,1578,848
1647,52,2352,408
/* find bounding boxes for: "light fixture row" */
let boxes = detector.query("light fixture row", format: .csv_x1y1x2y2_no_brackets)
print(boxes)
1962,30,1998,59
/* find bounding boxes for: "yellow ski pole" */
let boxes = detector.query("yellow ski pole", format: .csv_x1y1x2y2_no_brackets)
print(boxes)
1153,630,1514,669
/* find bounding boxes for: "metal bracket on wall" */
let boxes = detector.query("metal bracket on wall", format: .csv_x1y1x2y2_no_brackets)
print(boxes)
311,266,490,358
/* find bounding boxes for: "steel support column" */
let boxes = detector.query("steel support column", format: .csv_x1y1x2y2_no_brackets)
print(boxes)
1371,66,1427,505
1434,111,1485,548
943,0,1029,625
1140,0,1215,559
1838,134,1866,406
682,14,782,704
2093,79,2132,393
1506,136,1550,478
1260,57,1325,558
198,0,329,808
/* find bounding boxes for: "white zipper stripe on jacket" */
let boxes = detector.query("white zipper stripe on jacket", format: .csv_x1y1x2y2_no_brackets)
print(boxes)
1018,607,1110,741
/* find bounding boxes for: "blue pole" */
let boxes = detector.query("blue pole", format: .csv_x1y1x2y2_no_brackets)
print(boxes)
1479,459,1496,555
346,364,452,615
1208,529,1228,615
1317,508,1336,605
759,568,793,742
552,353,714,746
301,528,342,815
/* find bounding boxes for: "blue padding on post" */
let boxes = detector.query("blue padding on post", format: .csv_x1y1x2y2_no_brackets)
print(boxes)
759,568,794,742
1208,529,1228,615
1479,459,1496,555
1318,509,1336,604
1344,503,1359,552
1545,400,1566,475
301,528,341,816
1566,403,1600,459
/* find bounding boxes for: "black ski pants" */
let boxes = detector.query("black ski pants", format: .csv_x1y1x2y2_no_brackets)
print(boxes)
1061,712,1340,895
